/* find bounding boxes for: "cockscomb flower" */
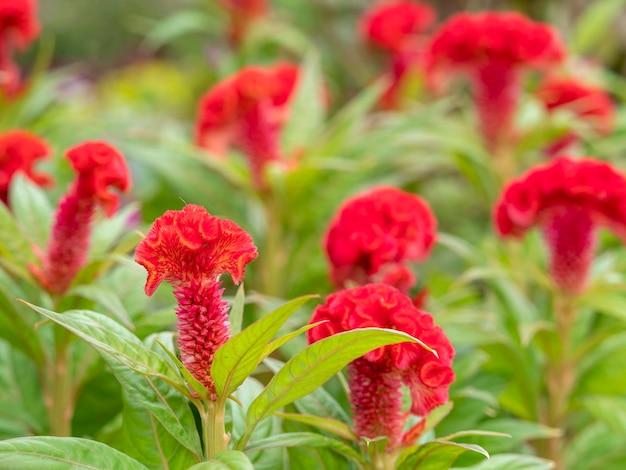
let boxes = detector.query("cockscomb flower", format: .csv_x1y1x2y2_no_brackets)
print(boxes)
0,0,40,97
36,141,131,294
325,186,436,294
218,0,268,46
360,1,435,109
494,156,626,294
308,283,454,449
537,76,615,156
135,205,257,399
428,12,565,152
195,63,299,189
0,129,51,203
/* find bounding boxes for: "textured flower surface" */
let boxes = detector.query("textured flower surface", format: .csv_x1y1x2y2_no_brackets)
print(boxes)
427,12,565,150
360,0,434,53
494,156,626,293
0,129,51,203
135,205,258,398
325,186,436,292
40,141,131,294
195,63,299,187
0,0,40,96
308,283,454,449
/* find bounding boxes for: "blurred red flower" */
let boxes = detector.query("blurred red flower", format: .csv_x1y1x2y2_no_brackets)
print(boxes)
0,129,51,203
428,12,565,152
135,204,257,398
195,63,299,189
360,1,435,109
218,0,268,45
494,156,626,294
308,283,454,448
37,142,131,294
537,76,615,156
325,186,436,294
0,0,40,97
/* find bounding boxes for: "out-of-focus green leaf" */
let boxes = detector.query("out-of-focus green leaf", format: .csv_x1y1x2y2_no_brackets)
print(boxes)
0,200,36,279
0,436,149,469
584,395,626,435
9,174,53,250
189,451,254,470
276,413,357,441
142,9,218,52
573,0,626,54
70,284,134,330
239,327,432,448
245,432,364,464
212,295,316,398
396,440,489,470
578,291,626,323
459,453,554,470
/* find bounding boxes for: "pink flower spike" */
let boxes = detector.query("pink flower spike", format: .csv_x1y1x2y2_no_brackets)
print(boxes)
308,283,455,449
0,129,51,204
427,12,565,151
135,205,258,398
325,186,437,293
494,156,626,294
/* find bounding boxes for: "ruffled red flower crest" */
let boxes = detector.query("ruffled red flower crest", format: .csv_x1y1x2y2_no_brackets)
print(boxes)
428,12,564,70
325,186,436,291
135,204,258,296
308,283,454,415
360,0,435,53
66,141,131,217
537,76,615,136
0,0,39,49
495,156,626,293
0,129,51,203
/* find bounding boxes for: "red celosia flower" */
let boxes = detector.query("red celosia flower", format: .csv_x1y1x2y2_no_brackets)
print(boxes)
37,141,131,294
0,0,40,97
494,156,626,294
360,0,435,53
325,186,436,293
428,12,565,152
135,204,258,399
195,63,299,189
537,76,615,156
360,1,435,109
218,0,268,45
307,283,455,449
0,129,51,203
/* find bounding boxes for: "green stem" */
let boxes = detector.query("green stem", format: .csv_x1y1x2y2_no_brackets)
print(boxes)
369,446,398,470
259,189,286,298
198,399,229,460
47,324,74,436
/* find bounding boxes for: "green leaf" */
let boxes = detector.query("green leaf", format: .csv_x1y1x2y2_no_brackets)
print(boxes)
460,454,554,470
9,174,53,250
584,395,626,435
142,9,218,52
229,284,246,336
281,52,326,156
0,199,36,279
276,412,357,441
396,440,489,470
245,432,364,465
0,436,149,469
261,321,325,360
573,0,626,54
188,450,254,470
212,295,316,398
71,284,134,330
239,327,433,448
578,291,626,322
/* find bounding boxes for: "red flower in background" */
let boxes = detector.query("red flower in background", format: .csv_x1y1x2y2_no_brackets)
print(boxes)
428,12,565,152
537,76,615,157
325,186,436,295
0,0,40,97
308,283,454,449
135,205,258,399
218,0,268,46
360,1,435,109
36,142,131,294
195,63,299,189
0,129,51,203
494,156,626,294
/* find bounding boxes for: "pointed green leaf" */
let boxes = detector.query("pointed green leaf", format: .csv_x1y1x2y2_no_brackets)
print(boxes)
0,200,36,279
276,412,357,441
245,432,364,464
211,295,316,398
573,0,626,54
9,174,53,250
396,440,489,470
465,453,554,470
239,327,433,448
261,321,324,360
229,284,246,336
188,450,254,470
0,436,149,469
